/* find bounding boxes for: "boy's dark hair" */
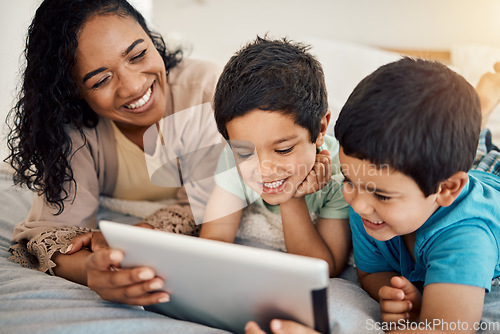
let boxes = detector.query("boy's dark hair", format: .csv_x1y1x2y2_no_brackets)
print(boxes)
214,36,328,142
334,57,481,196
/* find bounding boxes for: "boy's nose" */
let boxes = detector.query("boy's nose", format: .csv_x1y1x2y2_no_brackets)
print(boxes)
349,192,374,216
259,156,280,177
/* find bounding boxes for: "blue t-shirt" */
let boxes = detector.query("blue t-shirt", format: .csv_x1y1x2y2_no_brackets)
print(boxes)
351,170,500,292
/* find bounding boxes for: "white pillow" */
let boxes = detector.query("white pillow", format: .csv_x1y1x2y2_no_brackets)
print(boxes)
308,39,402,135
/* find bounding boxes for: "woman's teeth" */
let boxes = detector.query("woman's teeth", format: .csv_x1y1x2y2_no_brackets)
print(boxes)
263,179,285,189
125,87,152,109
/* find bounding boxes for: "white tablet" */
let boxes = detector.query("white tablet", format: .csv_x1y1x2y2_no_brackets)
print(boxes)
99,220,330,334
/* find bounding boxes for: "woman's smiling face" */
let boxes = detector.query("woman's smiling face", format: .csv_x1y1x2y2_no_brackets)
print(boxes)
73,13,168,135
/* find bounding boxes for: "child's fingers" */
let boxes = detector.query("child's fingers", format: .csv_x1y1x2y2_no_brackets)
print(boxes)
380,298,412,314
380,311,409,324
295,170,318,197
390,276,419,296
295,151,332,197
316,152,331,186
378,285,405,301
313,161,325,188
317,149,330,157
314,157,331,187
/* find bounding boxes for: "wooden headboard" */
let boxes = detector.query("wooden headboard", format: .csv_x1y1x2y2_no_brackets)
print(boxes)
385,48,451,64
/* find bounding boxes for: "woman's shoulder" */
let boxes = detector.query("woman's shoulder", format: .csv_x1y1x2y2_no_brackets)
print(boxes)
167,58,222,86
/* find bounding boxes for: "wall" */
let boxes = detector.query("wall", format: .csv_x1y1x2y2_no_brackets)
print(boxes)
151,0,500,68
0,0,40,167
2,0,500,164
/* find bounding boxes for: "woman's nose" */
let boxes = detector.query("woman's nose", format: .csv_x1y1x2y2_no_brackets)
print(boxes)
117,68,145,98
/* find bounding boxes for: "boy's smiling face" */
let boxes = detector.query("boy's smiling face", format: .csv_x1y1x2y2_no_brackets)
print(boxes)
226,109,321,205
339,147,440,241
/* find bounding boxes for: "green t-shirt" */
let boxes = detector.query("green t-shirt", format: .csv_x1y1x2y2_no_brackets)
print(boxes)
214,135,348,220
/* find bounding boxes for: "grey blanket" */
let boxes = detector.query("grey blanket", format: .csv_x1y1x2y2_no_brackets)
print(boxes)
0,172,382,334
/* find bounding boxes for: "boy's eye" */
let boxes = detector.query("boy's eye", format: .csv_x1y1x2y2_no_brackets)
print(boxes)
342,179,353,185
276,146,294,154
131,49,147,62
374,193,390,201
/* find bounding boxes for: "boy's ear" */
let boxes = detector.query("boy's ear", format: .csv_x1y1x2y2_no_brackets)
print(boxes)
316,110,332,147
435,171,468,207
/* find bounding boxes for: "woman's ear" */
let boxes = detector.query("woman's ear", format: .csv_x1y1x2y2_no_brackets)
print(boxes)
316,110,332,147
435,171,469,207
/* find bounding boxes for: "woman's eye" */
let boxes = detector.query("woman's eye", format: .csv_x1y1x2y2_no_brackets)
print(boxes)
92,76,111,89
276,146,294,154
374,193,390,201
131,49,147,62
237,152,254,160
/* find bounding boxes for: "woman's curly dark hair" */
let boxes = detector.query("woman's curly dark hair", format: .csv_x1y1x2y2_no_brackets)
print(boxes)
5,0,182,214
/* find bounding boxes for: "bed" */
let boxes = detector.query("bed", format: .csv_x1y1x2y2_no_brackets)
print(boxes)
0,167,384,334
1,40,499,334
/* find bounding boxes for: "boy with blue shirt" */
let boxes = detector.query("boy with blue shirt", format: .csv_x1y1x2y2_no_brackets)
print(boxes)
333,57,500,333
246,61,500,334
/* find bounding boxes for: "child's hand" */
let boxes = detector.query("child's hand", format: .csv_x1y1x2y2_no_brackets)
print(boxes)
294,149,331,197
378,276,422,324
245,320,320,334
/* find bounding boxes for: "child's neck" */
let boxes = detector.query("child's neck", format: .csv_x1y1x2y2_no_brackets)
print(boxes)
402,232,417,262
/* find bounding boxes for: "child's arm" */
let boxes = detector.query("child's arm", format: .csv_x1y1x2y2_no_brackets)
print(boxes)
357,269,402,301
387,281,484,334
199,185,243,243
281,199,350,277
360,269,485,334
280,150,351,277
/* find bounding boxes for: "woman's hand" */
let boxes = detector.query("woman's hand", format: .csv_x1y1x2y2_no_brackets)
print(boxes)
294,149,331,198
65,226,169,305
245,320,320,334
66,231,108,254
84,248,170,305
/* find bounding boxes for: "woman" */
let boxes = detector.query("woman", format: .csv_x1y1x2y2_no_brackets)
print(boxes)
7,0,221,305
